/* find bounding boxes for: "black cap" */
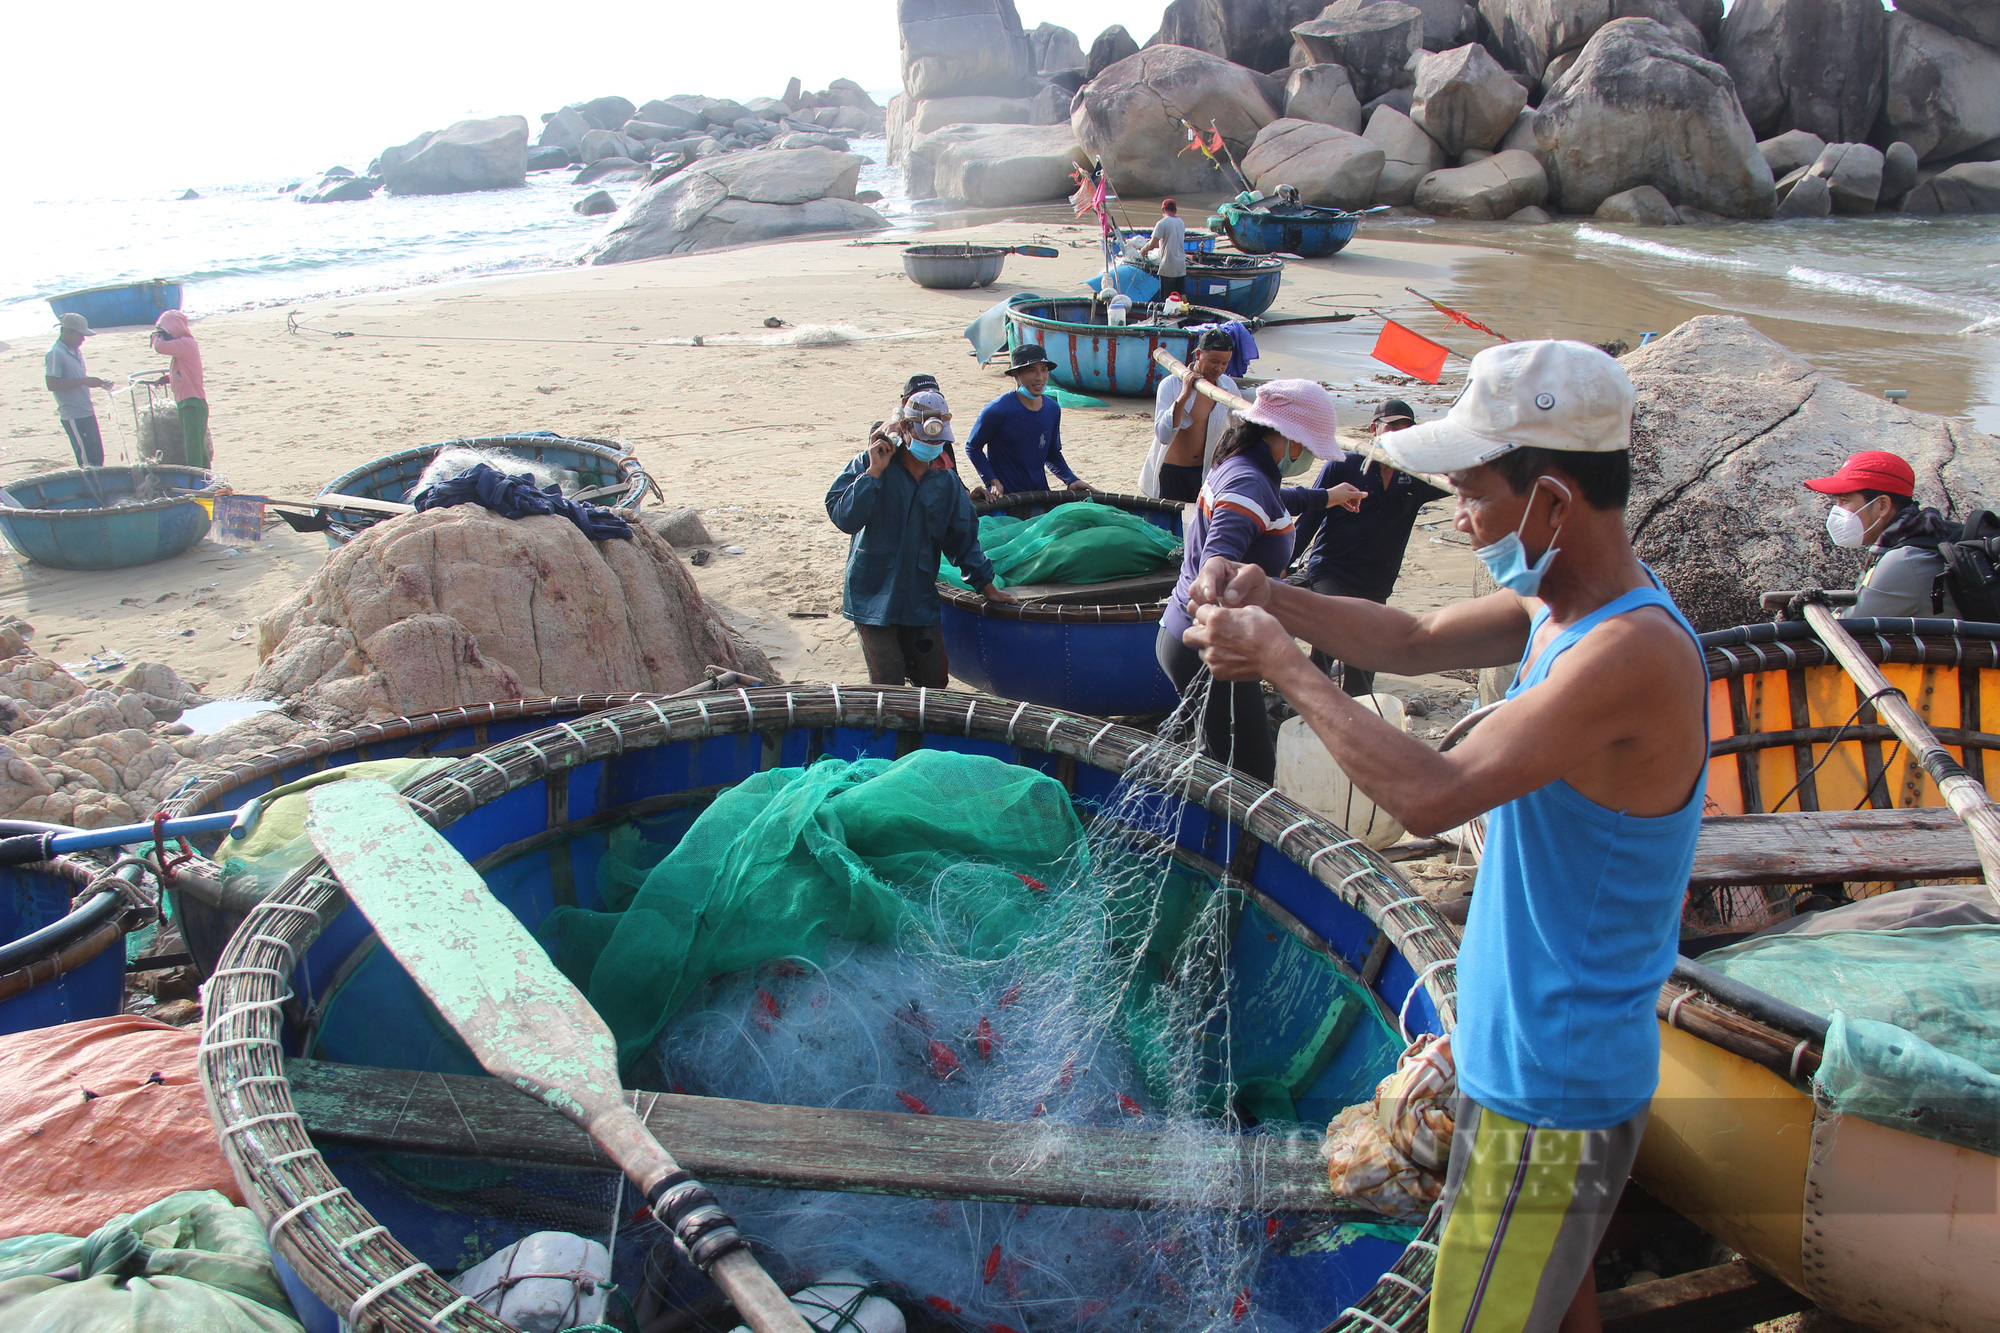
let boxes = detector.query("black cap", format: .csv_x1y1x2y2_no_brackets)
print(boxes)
1007,344,1057,374
1373,398,1416,425
900,373,939,399
1196,328,1236,353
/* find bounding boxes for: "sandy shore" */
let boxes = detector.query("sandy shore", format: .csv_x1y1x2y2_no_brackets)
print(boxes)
0,219,1487,711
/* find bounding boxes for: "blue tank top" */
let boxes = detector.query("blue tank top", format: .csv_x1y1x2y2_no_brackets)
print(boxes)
1453,579,1707,1129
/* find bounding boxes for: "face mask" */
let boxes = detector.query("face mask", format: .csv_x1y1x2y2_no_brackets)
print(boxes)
1826,503,1868,549
905,438,944,464
1015,382,1042,401
1278,442,1314,478
1474,478,1570,597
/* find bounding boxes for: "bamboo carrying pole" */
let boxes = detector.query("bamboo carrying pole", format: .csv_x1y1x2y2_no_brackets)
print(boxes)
1797,599,2000,904
1150,349,1452,489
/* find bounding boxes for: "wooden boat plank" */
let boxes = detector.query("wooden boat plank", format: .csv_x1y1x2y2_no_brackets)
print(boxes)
1692,808,1978,886
285,1058,1357,1216
267,493,415,516
1597,1260,1811,1333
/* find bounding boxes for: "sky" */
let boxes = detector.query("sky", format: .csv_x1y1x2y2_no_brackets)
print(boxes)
0,0,1171,199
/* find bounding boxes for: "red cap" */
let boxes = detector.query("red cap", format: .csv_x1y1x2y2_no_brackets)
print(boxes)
1802,450,1915,498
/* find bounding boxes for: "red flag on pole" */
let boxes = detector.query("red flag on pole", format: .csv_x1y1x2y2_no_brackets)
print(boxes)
1371,320,1450,383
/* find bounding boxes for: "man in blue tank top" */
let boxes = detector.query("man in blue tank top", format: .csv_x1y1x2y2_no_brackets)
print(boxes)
1182,340,1708,1333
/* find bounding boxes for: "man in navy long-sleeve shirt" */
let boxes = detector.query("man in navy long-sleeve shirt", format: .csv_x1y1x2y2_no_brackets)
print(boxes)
826,391,1014,687
966,344,1092,499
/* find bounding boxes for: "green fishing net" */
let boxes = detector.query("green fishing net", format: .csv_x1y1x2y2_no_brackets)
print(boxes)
220,758,459,899
1702,923,2000,1153
940,497,1182,591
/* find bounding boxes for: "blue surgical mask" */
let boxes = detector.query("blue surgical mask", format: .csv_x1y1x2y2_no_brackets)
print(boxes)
905,438,944,463
1474,478,1569,597
1278,441,1314,478
1016,384,1042,401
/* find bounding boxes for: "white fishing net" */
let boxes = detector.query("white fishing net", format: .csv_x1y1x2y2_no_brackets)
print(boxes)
414,445,579,495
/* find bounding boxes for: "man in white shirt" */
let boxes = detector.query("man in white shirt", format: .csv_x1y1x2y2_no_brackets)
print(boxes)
44,313,112,468
1138,199,1188,293
1142,329,1237,501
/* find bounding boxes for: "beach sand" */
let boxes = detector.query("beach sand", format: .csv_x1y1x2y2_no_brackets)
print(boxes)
0,219,1488,713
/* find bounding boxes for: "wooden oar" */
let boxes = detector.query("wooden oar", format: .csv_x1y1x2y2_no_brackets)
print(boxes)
265,493,414,516
304,780,810,1333
1151,348,1451,488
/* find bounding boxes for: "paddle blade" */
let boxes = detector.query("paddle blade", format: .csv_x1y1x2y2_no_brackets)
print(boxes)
1012,244,1060,258
305,779,625,1113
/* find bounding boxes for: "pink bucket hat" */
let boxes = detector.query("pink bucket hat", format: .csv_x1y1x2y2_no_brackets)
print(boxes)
1239,379,1344,459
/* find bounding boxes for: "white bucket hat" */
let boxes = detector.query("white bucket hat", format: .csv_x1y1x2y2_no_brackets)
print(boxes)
1379,340,1634,474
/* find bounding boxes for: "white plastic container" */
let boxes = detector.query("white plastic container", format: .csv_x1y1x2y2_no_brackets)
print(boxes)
1108,294,1132,326
1274,693,1409,850
730,1268,905,1333
451,1231,611,1333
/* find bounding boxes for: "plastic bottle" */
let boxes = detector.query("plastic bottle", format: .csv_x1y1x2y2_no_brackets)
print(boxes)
451,1231,611,1333
1274,693,1409,849
1108,294,1132,327
729,1269,906,1333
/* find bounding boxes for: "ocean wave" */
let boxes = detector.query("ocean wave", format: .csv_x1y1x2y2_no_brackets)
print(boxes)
1782,265,2000,322
1968,314,2000,336
1574,225,1754,269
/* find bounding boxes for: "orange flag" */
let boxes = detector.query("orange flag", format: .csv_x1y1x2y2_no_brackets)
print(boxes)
1371,320,1450,383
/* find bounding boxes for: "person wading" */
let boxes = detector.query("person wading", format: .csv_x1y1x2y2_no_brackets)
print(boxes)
1143,328,1238,502
1184,341,1707,1333
828,389,1015,688
44,313,112,469
966,344,1090,501
1158,379,1361,783
150,310,210,468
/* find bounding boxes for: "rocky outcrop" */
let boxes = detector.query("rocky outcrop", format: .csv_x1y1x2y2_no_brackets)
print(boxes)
1087,25,1141,79
1284,64,1363,130
1773,168,1832,218
1881,142,1921,208
527,144,572,171
580,128,645,165
298,172,378,203
583,148,884,261
633,101,707,133
574,190,617,215
1242,118,1386,206
1072,46,1278,195
1881,13,2000,165
1895,0,2000,52
1410,43,1526,157
1365,105,1449,204
1404,0,1479,47
1815,142,1884,215
1757,129,1824,178
576,96,638,131
1901,161,2000,215
899,0,1038,99
250,508,772,722
1160,0,1327,74
1029,22,1086,73
1413,148,1546,217
574,158,646,185
539,107,592,153
1476,0,1715,85
907,123,1087,204
1623,316,2000,633
1714,0,1885,143
1291,1,1426,103
1595,183,1678,223
1528,19,1774,217
382,116,530,196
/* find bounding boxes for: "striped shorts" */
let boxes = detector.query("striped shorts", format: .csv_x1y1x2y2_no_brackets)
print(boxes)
1427,1093,1648,1333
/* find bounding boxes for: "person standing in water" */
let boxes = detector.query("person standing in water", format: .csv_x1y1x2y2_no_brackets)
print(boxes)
1182,341,1707,1333
44,313,111,468
150,310,209,468
966,345,1090,500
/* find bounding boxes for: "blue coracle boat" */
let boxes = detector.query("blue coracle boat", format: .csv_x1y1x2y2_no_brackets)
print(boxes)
1214,198,1365,258
0,465,222,571
0,830,131,1036
1006,297,1234,397
1111,251,1285,318
199,688,1458,1333
940,490,1182,716
47,280,185,328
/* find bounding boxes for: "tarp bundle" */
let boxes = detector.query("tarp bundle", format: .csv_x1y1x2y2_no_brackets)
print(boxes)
941,498,1182,591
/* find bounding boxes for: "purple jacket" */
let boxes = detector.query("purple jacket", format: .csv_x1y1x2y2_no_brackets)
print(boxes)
1162,448,1325,639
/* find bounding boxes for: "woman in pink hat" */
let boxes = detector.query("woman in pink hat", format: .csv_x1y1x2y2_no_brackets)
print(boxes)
1158,379,1362,781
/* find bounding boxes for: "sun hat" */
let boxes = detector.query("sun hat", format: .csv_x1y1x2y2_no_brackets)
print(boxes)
900,389,954,442
1803,450,1915,499
1379,340,1633,474
1006,344,1057,375
58,313,96,338
1239,379,1343,459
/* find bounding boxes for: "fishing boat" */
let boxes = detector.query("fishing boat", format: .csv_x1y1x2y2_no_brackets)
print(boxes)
901,244,1009,290
199,686,1460,1333
1116,226,1221,257
47,279,184,328
1212,197,1366,259
0,828,139,1035
939,490,1183,716
0,464,223,570
1113,251,1286,318
1006,297,1236,397
315,433,650,546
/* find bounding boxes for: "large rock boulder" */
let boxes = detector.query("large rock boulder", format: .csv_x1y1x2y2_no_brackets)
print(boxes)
1895,0,2000,52
1881,13,2000,164
1528,19,1774,217
538,107,592,152
888,94,1039,160
1087,25,1141,79
580,128,644,165
575,96,637,131
1624,316,2000,633
382,116,530,196
1029,22,1087,72
249,508,773,721
1713,0,1884,143
1291,1,1425,103
1241,118,1386,206
1476,0,1714,84
1757,128,1825,178
1413,147,1546,216
634,100,707,133
1410,43,1527,156
1284,64,1363,130
899,0,1038,99
1815,141,1884,214
582,148,885,261
1405,0,1479,47
298,172,379,203
907,123,1088,203
1159,0,1328,74
1773,168,1832,218
1365,104,1449,203
527,144,573,171
1901,161,2000,214
1881,141,1921,207
1594,183,1678,223
1072,46,1278,194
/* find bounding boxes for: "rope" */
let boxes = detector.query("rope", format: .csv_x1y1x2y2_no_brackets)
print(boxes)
1764,684,1909,814
286,310,958,349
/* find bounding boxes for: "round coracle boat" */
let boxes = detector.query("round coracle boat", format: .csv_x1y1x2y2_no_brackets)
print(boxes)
901,244,1008,290
0,833,138,1036
0,465,223,570
1117,251,1285,318
1005,297,1236,397
199,686,1461,1333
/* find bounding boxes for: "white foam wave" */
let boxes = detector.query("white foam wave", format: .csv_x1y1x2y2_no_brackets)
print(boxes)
1961,314,2000,336
1574,225,1754,269
1782,265,2000,322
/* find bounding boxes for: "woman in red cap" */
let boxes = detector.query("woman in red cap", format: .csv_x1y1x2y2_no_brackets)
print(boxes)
1803,449,1960,617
